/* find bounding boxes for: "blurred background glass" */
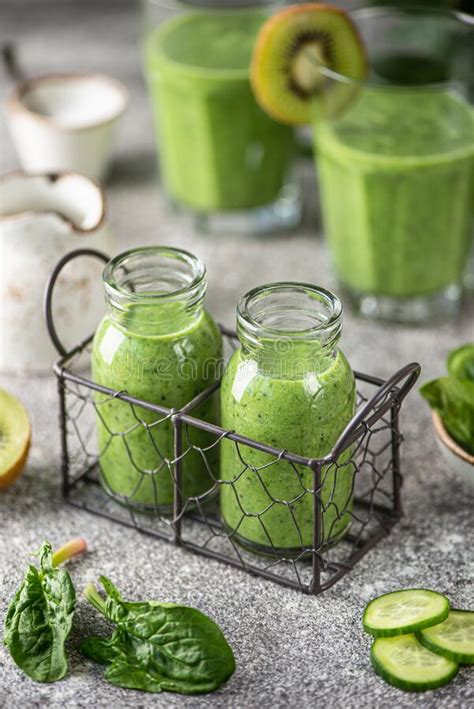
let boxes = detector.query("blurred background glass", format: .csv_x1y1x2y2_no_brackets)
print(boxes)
312,7,473,323
141,0,302,234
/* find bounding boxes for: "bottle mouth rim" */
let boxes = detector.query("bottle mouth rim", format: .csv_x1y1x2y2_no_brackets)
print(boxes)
237,282,343,341
103,246,206,302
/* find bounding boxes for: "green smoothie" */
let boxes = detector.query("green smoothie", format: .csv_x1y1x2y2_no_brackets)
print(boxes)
144,11,295,212
92,304,222,510
314,89,474,298
220,344,356,552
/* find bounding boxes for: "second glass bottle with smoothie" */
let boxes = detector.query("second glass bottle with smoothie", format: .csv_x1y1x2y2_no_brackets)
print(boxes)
91,247,222,511
142,0,300,232
219,283,356,554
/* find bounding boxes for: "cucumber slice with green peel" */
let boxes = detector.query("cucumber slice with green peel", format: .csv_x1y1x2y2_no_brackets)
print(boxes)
371,634,459,692
363,589,450,637
417,610,474,664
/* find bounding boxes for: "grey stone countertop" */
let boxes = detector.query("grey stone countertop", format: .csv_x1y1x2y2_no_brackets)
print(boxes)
0,2,473,707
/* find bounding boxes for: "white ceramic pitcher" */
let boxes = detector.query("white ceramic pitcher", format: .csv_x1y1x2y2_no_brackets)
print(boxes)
0,171,113,373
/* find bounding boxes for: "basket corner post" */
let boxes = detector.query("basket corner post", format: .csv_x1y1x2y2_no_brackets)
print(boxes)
390,401,404,520
390,360,421,521
56,368,70,500
309,459,323,595
172,411,183,545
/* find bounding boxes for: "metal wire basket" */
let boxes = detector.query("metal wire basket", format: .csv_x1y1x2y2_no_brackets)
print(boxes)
45,249,420,595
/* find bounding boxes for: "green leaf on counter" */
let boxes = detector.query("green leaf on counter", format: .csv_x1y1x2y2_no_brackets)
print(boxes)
80,635,117,665
3,542,76,682
81,576,235,694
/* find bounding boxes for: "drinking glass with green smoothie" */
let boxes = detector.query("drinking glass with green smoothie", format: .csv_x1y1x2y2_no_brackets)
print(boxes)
142,0,301,233
249,4,473,322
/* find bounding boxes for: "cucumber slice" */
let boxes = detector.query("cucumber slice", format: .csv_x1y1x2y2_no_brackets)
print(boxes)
371,634,458,692
417,610,474,664
363,589,450,637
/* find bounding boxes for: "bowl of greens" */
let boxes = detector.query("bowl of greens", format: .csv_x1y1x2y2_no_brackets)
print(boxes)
420,343,474,487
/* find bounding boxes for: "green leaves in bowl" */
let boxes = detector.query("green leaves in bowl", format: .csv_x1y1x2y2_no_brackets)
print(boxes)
3,538,87,682
81,576,236,694
448,343,474,382
420,343,474,456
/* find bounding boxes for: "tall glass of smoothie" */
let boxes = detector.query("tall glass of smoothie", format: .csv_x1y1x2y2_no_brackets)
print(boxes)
219,283,356,555
91,247,222,512
312,7,474,322
142,0,300,233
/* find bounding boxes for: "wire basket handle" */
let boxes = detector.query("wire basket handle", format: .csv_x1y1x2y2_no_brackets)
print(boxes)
329,361,421,460
44,248,110,356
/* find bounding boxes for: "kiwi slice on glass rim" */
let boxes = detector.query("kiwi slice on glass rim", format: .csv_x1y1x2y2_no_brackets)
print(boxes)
0,389,31,490
251,3,367,125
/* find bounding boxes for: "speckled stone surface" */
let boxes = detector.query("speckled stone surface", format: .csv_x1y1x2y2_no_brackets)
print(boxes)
0,2,473,707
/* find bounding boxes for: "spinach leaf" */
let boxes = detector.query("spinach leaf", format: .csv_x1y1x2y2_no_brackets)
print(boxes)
420,376,474,455
447,343,474,382
3,538,86,683
81,576,235,694
80,635,118,665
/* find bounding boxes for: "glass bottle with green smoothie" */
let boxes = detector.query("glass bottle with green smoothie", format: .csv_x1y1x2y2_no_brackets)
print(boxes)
312,7,474,322
220,283,356,555
142,0,300,233
92,247,222,511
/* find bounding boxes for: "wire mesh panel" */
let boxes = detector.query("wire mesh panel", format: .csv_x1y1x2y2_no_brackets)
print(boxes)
53,330,419,595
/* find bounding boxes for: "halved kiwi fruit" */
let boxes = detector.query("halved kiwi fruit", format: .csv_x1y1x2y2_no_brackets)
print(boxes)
0,389,31,490
251,3,367,125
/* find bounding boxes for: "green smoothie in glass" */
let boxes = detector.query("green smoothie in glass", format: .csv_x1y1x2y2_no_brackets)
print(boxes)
310,7,474,321
144,8,295,214
315,89,473,299
92,247,222,511
220,284,356,554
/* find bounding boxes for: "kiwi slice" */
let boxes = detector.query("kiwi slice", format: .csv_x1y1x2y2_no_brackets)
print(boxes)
0,389,31,490
251,3,367,125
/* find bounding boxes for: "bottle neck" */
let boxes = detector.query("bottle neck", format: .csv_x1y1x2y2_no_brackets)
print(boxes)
103,247,206,336
236,283,343,377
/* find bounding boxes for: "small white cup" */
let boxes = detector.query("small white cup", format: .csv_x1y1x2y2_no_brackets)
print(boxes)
6,73,129,182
